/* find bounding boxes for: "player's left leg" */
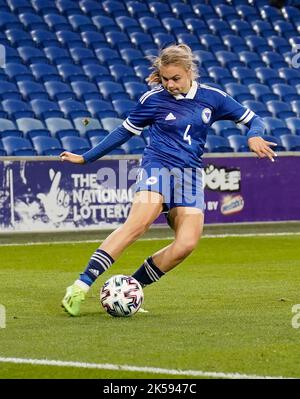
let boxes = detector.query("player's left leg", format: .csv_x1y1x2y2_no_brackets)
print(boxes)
132,206,204,285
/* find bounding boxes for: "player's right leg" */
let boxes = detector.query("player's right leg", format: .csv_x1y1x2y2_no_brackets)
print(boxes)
62,191,163,316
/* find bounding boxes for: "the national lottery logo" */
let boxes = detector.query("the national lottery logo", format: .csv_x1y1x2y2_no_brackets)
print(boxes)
201,108,212,124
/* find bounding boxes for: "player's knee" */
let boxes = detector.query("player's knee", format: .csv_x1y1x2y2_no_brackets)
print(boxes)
123,220,150,239
177,238,199,258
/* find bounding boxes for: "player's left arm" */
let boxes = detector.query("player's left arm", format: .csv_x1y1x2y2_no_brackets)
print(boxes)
214,93,277,162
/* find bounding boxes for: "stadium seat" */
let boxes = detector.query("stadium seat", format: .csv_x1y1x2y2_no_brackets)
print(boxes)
200,34,225,52
94,47,121,66
176,33,204,51
0,118,17,132
5,28,34,47
291,100,300,117
263,117,287,135
245,35,271,53
25,129,51,141
4,62,34,82
31,29,58,48
58,99,89,119
16,117,45,134
207,18,231,36
91,15,118,33
31,0,58,15
148,1,171,16
236,5,259,22
2,99,34,119
211,120,240,137
251,20,274,38
44,81,75,101
127,1,149,18
57,64,88,83
193,50,219,69
184,18,207,36
215,51,243,68
280,134,300,151
71,81,101,101
102,0,126,17
260,5,283,23
248,83,278,102
285,117,300,135
205,135,233,153
134,65,150,82
81,31,106,50
261,134,285,152
0,81,22,100
271,84,299,102
19,12,48,31
261,51,287,69
227,135,250,152
44,46,72,66
278,68,300,86
231,19,254,37
152,32,176,49
223,35,248,53
2,136,36,155
97,81,127,101
56,30,84,49
60,136,90,155
238,51,263,69
73,117,104,137
242,100,271,118
32,136,63,155
129,31,154,50
55,1,82,18
161,17,186,35
17,81,48,101
207,66,234,85
115,15,141,34
124,82,148,100
82,64,111,84
68,14,96,33
17,46,48,64
267,35,290,54
255,67,283,86
231,67,259,85
273,20,295,40
138,16,164,35
0,11,23,29
105,31,132,50
45,117,74,136
101,117,124,132
85,99,117,119
80,0,103,17
224,83,253,102
112,99,136,118
30,99,64,120
266,100,295,119
109,64,137,83
69,47,98,66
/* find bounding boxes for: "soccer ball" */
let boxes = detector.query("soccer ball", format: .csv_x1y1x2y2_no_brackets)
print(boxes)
100,274,144,317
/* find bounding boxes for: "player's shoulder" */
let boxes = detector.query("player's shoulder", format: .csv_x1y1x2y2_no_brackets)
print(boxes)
198,83,227,99
138,84,165,105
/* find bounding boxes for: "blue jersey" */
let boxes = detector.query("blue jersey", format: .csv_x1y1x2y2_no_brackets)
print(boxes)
122,81,256,168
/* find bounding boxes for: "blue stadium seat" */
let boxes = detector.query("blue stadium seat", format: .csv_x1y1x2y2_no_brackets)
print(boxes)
278,68,300,86
0,82,22,100
285,117,300,135
45,117,74,136
32,0,59,15
59,99,89,119
56,30,84,48
112,99,136,118
230,19,254,37
95,47,122,66
245,35,271,53
211,120,240,137
55,129,81,140
248,83,278,102
0,11,22,29
4,62,34,82
261,51,287,69
138,17,164,35
207,66,234,85
263,117,287,135
0,118,17,132
69,47,98,66
207,18,231,36
238,51,264,69
56,0,82,17
102,0,126,17
109,64,137,83
224,83,253,102
127,1,149,18
91,15,118,32
148,1,171,16
171,2,194,18
273,20,295,40
105,31,132,50
44,13,71,31
124,81,148,100
223,35,248,52
17,81,48,101
260,5,282,23
272,84,299,102
16,117,46,134
2,99,34,119
68,14,96,33
176,33,203,51
97,81,127,101
120,48,147,67
2,136,36,155
85,99,117,119
261,134,285,152
267,35,290,54
193,50,218,69
200,34,225,52
231,66,259,85
214,4,238,22
192,3,216,21
134,65,150,82
60,136,90,155
32,136,63,155
152,32,175,48
0,128,23,138
57,64,88,83
19,12,48,30
115,15,141,34
183,18,207,36
242,100,272,117
129,31,154,50
5,28,34,47
280,134,300,151
205,135,233,153
44,81,75,101
236,5,259,22
255,67,283,86
31,29,59,48
161,17,186,35
82,64,111,83
73,117,104,137
81,31,106,50
122,135,146,154
266,100,295,119
100,117,124,132
30,99,64,119
44,47,72,66
251,20,274,38
227,135,250,152
71,81,100,101
291,100,300,117
215,51,243,68
80,0,103,17
30,64,61,83
18,46,48,64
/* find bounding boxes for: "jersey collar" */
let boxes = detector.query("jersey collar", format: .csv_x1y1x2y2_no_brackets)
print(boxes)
173,81,198,100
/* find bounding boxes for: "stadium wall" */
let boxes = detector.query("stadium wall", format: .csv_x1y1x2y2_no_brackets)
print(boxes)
0,153,299,232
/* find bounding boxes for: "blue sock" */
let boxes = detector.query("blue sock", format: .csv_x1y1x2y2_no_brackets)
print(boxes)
132,256,165,286
79,249,114,286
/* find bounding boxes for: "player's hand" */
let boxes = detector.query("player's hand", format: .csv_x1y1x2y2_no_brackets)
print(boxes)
248,137,278,162
59,151,85,164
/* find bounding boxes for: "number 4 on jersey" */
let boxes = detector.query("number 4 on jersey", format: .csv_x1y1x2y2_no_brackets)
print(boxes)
183,124,192,145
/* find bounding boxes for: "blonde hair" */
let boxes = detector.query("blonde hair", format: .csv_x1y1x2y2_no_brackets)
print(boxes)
147,44,199,85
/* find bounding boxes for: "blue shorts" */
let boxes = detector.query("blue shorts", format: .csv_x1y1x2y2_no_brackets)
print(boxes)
134,161,204,211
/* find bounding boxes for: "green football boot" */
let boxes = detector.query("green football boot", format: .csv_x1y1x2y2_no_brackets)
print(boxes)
61,284,86,316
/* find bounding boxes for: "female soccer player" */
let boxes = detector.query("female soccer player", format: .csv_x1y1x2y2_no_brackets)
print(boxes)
60,44,277,316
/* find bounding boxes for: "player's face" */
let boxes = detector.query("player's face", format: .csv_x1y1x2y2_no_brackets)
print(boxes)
159,64,192,95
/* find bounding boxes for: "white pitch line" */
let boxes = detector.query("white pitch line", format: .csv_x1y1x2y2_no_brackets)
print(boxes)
0,357,293,379
0,231,300,247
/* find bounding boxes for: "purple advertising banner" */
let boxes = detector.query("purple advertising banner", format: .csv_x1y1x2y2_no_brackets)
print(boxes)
0,154,299,232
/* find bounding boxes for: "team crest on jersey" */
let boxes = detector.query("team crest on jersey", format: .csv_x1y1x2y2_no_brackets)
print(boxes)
201,108,212,124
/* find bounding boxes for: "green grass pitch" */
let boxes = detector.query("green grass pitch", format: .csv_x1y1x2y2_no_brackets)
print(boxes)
1,234,300,379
